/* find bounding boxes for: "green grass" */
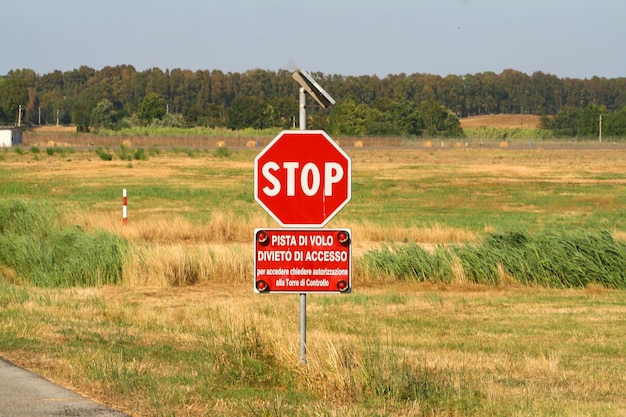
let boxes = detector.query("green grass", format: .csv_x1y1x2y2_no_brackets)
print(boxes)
0,199,128,287
3,146,626,234
346,168,626,232
361,229,626,288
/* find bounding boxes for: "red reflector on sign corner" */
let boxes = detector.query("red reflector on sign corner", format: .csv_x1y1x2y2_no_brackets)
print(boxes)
256,280,269,292
337,280,349,293
337,230,350,246
256,230,270,246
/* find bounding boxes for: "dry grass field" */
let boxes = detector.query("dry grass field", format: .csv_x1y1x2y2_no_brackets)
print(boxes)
32,125,77,133
1,140,626,416
460,114,541,129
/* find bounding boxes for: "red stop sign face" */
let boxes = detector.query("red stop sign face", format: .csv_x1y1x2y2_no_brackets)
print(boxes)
254,130,351,227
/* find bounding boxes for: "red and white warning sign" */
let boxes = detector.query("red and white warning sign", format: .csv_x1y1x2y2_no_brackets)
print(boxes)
254,228,351,294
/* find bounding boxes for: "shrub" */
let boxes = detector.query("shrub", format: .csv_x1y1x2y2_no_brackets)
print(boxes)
116,145,133,161
215,146,233,158
95,147,113,161
171,147,198,157
133,147,148,160
46,147,74,156
148,145,161,157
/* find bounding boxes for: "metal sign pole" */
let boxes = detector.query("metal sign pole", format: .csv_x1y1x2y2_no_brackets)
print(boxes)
299,87,306,131
299,293,307,364
299,86,308,364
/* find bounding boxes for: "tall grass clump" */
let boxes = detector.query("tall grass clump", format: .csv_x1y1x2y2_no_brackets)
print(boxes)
358,341,483,411
214,145,233,158
115,145,149,161
116,144,133,161
459,229,626,288
0,199,128,287
95,147,113,161
45,147,75,156
361,243,452,282
300,336,484,414
362,229,626,288
171,147,199,157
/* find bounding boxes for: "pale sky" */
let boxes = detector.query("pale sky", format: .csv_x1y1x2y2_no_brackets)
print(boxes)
3,0,625,79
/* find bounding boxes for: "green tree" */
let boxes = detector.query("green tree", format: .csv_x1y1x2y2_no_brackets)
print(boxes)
578,103,605,138
544,106,581,137
369,98,422,136
326,98,369,136
73,100,93,132
604,106,626,137
91,99,117,130
268,97,298,129
183,103,226,128
137,93,166,124
0,77,29,124
418,100,463,137
226,96,274,129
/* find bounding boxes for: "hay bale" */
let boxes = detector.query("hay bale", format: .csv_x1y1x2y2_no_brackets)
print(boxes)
246,140,257,147
499,141,509,148
46,141,55,147
122,139,132,147
422,141,433,147
354,140,364,147
216,141,226,147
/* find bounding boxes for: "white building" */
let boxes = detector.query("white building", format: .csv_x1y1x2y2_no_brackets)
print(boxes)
0,127,22,147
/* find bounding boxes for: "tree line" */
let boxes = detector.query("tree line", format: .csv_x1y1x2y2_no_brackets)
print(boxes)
0,66,625,138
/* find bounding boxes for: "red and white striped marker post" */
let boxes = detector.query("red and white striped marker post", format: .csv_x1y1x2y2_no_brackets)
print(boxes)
122,189,128,226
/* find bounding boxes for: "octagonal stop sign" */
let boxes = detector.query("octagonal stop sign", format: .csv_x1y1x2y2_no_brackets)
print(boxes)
254,130,351,227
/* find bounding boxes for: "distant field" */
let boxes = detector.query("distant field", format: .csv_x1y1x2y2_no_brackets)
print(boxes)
33,125,76,133
460,113,541,129
33,113,542,135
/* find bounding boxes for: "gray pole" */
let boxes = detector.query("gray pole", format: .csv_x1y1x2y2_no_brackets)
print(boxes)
299,87,306,130
299,86,307,365
291,69,335,365
599,114,602,142
300,293,307,364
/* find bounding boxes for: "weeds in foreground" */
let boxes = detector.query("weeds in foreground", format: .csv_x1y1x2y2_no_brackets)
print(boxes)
0,284,494,416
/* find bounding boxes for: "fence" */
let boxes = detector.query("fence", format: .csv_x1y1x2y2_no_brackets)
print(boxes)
20,132,626,151
22,133,406,149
